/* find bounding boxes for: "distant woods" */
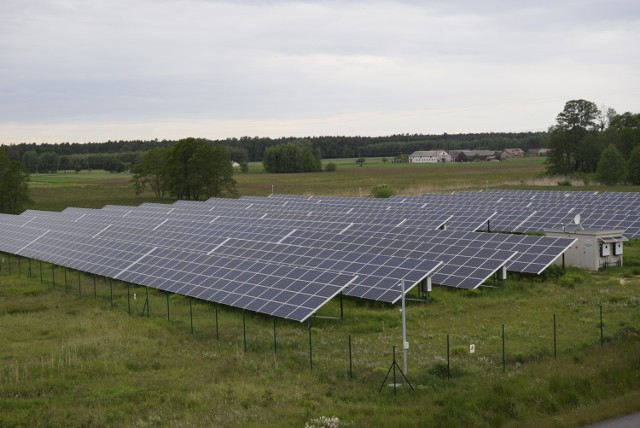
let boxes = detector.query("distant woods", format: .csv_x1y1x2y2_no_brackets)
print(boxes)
546,99,640,184
1,132,549,173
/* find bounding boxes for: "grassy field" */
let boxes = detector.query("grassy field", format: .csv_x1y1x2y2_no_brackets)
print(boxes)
3,158,639,426
1,250,639,427
28,158,640,211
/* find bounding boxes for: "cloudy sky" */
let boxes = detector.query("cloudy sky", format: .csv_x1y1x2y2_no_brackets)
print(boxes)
1,0,639,144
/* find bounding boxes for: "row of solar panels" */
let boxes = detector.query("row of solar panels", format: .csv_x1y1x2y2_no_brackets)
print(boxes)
0,194,579,321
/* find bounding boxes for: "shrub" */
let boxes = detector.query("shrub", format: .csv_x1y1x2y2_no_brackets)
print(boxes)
371,184,394,198
324,162,337,172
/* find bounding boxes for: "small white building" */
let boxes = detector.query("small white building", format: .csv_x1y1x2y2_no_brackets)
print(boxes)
545,228,627,270
409,150,452,163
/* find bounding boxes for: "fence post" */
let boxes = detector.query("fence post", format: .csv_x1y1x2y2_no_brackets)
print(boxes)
243,311,247,351
308,322,313,370
600,305,604,347
190,298,194,334
348,334,353,380
273,318,277,355
553,314,557,359
502,324,506,372
447,334,450,380
215,305,219,340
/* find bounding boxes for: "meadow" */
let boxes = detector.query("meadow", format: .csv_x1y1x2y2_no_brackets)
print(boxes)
1,158,639,427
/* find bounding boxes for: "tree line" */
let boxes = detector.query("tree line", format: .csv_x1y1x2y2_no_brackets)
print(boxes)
2,132,548,170
546,99,640,184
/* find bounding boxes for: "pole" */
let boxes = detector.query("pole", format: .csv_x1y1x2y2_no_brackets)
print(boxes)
553,314,557,359
190,298,193,334
51,264,55,289
600,305,604,347
109,279,113,307
215,305,219,340
78,271,82,297
127,283,131,315
502,324,506,372
166,292,170,321
146,287,150,318
243,311,247,352
308,322,313,370
273,318,277,355
93,276,97,299
340,292,344,320
348,334,353,380
401,280,408,376
64,267,67,293
39,261,43,285
447,334,450,379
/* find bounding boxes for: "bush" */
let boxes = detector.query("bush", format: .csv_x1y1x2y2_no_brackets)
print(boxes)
324,162,337,172
371,184,394,198
557,180,572,187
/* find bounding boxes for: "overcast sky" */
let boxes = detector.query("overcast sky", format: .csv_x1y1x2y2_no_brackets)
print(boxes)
1,0,639,144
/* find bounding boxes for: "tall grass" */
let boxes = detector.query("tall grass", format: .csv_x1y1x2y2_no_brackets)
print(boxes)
1,252,639,427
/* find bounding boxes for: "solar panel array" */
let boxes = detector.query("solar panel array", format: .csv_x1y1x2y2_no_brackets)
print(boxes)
0,189,614,321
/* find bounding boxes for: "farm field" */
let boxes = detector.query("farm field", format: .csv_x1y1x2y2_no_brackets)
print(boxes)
28,157,640,211
2,158,639,426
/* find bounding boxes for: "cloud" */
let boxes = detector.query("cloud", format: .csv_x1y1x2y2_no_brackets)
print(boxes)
1,0,639,143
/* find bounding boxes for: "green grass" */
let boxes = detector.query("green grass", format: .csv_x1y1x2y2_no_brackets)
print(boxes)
1,252,639,427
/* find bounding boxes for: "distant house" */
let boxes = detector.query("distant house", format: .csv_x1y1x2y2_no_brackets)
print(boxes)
528,148,550,157
409,150,452,163
500,148,525,160
448,150,467,162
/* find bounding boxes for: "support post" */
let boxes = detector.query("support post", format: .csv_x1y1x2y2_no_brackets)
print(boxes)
146,287,150,318
8,255,11,275
127,283,131,315
340,292,344,320
78,271,82,297
40,260,43,285
51,264,55,289
18,257,21,276
109,279,113,307
64,267,68,293
93,276,97,299
28,259,32,278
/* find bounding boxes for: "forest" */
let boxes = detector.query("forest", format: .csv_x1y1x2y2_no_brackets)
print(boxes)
0,132,547,172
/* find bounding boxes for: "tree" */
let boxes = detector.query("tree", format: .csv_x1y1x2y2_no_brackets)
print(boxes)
596,144,625,185
356,157,365,167
22,150,38,173
164,138,237,200
132,147,169,199
262,140,322,173
627,146,640,185
0,148,30,214
547,99,601,174
38,152,59,173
